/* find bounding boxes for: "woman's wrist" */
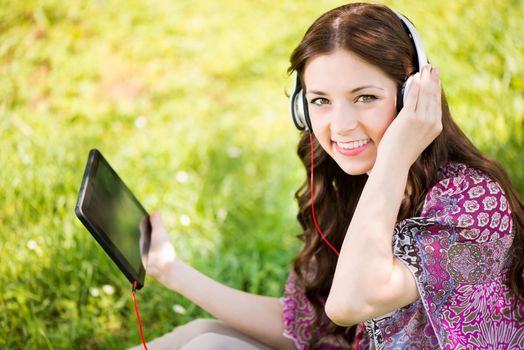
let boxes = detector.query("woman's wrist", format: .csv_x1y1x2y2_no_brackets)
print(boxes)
372,151,411,179
153,257,187,292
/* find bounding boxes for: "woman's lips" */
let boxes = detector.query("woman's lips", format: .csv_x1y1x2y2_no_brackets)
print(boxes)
332,139,372,156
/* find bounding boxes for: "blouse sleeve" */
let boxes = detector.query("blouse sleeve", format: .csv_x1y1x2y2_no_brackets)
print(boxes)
281,270,370,349
389,166,524,348
281,270,316,350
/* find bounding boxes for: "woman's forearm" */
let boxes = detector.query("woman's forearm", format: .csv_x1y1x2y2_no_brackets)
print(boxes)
160,259,295,350
327,155,411,323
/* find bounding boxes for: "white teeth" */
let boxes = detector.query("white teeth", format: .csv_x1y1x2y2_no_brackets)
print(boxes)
336,139,370,150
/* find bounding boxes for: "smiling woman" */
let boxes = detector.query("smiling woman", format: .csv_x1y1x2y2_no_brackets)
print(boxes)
286,2,524,349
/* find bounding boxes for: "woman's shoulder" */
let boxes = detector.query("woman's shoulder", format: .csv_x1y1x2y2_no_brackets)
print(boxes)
434,161,501,192
419,161,513,240
426,161,509,208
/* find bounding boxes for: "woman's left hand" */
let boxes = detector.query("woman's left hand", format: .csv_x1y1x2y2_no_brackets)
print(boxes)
146,211,179,285
377,64,442,169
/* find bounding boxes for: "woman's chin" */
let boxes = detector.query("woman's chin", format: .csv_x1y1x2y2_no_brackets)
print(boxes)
335,159,374,176
329,142,376,176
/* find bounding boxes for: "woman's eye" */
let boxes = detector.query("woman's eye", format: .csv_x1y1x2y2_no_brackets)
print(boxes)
355,95,377,103
310,98,330,106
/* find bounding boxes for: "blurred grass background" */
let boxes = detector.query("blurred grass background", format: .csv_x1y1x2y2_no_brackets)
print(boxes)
0,0,522,348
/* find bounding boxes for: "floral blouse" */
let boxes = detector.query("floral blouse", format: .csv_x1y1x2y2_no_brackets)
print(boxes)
281,162,524,349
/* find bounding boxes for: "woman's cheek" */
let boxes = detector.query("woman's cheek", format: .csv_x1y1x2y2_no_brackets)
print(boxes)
376,106,397,141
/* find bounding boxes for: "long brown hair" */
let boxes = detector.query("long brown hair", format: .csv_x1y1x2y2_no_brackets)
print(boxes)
288,3,524,346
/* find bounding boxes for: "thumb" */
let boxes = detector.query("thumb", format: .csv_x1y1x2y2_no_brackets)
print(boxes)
150,211,164,228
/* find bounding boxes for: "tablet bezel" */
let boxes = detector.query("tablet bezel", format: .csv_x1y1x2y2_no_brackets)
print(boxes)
75,149,150,289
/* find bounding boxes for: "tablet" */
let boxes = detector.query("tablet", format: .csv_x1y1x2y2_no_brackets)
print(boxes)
75,149,151,289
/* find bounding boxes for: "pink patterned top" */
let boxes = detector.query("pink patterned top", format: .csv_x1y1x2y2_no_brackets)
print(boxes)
281,162,524,349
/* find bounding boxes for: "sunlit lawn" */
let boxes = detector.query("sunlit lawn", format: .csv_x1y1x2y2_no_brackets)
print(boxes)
1,0,522,348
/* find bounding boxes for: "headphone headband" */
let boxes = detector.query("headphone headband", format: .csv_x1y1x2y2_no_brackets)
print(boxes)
290,10,428,132
393,11,428,74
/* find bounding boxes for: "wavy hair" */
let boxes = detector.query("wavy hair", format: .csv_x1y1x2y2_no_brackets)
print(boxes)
288,2,524,346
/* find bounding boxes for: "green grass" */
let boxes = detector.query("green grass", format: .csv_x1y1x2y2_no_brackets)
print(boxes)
1,0,522,348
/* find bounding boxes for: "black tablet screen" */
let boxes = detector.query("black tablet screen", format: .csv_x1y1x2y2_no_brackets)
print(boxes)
80,151,150,285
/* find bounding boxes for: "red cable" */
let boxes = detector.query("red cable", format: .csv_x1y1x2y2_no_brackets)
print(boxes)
309,133,340,257
355,323,365,349
132,281,149,350
309,133,365,350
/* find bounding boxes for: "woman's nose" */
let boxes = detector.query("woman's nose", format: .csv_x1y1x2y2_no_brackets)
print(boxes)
330,103,358,133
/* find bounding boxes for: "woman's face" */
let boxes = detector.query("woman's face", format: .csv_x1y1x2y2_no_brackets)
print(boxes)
304,49,398,175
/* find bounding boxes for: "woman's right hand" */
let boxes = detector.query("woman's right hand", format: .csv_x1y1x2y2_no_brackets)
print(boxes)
376,65,442,170
146,211,179,285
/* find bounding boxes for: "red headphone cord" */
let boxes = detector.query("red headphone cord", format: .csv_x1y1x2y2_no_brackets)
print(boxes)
309,133,365,350
309,133,340,257
132,281,149,350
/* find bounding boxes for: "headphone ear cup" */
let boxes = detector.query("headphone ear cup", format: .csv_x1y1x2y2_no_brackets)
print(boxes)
291,88,312,131
291,88,306,130
297,89,306,128
299,90,313,132
397,75,414,114
290,72,312,132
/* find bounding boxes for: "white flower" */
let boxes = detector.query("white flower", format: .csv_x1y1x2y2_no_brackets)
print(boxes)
102,285,115,295
180,215,191,226
176,171,189,183
134,116,148,128
172,304,187,314
22,154,31,165
27,240,39,251
217,208,227,221
90,288,100,297
227,147,241,158
27,240,42,255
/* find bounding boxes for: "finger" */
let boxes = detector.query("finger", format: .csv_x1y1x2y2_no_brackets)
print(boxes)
429,66,441,95
424,91,441,126
403,72,421,112
432,66,440,80
415,66,440,119
421,64,431,79
422,79,442,135
429,67,442,116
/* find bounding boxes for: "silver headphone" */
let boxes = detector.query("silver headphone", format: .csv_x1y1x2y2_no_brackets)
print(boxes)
289,11,428,132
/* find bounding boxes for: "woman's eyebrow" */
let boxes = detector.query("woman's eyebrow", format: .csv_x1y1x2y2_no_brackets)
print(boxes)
307,86,384,95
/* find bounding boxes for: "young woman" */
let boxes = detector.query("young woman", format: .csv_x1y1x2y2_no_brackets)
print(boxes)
130,3,524,349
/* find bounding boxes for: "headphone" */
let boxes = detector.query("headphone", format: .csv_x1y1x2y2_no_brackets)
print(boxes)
289,11,428,132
